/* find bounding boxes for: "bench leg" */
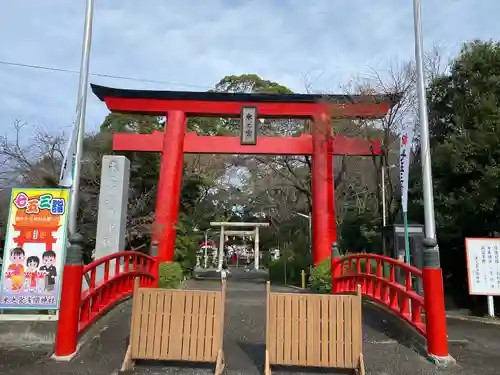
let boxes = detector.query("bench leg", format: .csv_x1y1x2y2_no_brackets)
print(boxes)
357,353,365,375
265,349,271,375
121,344,134,372
215,349,225,375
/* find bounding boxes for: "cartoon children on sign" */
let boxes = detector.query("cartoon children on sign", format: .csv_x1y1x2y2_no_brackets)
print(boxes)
3,249,58,294
25,256,40,292
39,251,57,292
5,247,26,292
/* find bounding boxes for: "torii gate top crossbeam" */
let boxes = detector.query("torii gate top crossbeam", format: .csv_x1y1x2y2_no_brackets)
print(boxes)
90,85,398,157
91,84,400,119
210,222,270,227
224,231,256,236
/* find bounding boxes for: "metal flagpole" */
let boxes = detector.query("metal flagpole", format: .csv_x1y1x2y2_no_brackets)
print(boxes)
413,0,436,242
68,0,95,235
413,0,453,362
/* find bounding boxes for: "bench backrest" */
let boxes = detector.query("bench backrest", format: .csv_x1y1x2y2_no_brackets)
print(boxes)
266,283,362,369
129,279,226,363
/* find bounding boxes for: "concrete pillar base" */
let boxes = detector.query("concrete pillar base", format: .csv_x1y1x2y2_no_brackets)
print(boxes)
427,353,456,369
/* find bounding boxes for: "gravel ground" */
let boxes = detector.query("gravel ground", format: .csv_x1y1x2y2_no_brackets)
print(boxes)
1,273,500,375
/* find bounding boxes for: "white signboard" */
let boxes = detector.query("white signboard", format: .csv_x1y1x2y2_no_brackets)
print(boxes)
465,238,500,295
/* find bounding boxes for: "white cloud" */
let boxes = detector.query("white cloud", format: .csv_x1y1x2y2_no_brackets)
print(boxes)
0,0,499,136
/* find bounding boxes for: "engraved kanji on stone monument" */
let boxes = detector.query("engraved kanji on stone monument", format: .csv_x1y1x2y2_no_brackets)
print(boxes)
240,106,258,145
95,155,130,268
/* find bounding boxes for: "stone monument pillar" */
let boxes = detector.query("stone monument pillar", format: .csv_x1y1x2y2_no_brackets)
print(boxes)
94,155,130,281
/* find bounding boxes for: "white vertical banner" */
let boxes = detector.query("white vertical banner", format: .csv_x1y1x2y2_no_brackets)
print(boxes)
58,121,78,188
399,128,414,213
59,96,82,188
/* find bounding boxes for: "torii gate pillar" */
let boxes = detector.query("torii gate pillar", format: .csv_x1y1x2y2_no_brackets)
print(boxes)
154,110,187,262
312,111,335,265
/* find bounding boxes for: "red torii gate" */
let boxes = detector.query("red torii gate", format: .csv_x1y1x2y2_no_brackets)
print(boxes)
91,84,399,265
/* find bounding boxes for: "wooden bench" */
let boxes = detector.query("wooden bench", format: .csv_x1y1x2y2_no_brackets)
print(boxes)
122,278,227,375
265,283,364,375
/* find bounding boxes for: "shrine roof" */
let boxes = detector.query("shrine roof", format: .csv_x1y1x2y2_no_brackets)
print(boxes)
91,84,401,106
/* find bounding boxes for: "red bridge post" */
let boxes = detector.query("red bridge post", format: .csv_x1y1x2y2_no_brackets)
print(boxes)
421,238,453,364
53,233,85,360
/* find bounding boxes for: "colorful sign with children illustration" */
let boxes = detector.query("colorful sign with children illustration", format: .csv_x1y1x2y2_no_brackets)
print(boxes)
0,188,69,309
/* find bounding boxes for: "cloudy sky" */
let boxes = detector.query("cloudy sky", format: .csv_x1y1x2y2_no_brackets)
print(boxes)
1,0,499,138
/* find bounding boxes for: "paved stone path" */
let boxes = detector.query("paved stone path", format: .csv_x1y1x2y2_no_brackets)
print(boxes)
0,274,499,374
130,277,500,375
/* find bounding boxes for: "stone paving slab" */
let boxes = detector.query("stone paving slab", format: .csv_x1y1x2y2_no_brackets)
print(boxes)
1,276,500,375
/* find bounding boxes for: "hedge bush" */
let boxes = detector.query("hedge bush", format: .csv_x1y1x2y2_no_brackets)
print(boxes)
309,255,406,294
309,258,331,294
158,261,184,289
268,257,309,286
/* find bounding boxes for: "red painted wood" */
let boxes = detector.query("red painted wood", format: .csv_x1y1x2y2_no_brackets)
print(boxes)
81,251,156,273
113,131,382,156
331,254,427,337
312,111,335,265
55,263,84,357
103,96,391,119
153,111,187,262
423,267,450,357
78,251,157,335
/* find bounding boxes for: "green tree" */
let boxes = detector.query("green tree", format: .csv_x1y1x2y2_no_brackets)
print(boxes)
213,74,293,94
409,40,500,310
339,208,382,254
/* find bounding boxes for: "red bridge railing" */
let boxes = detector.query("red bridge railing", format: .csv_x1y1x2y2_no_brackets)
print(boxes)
79,251,158,334
332,254,426,336
54,247,158,359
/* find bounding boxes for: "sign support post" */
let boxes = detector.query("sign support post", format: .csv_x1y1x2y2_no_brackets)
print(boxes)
488,295,495,317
